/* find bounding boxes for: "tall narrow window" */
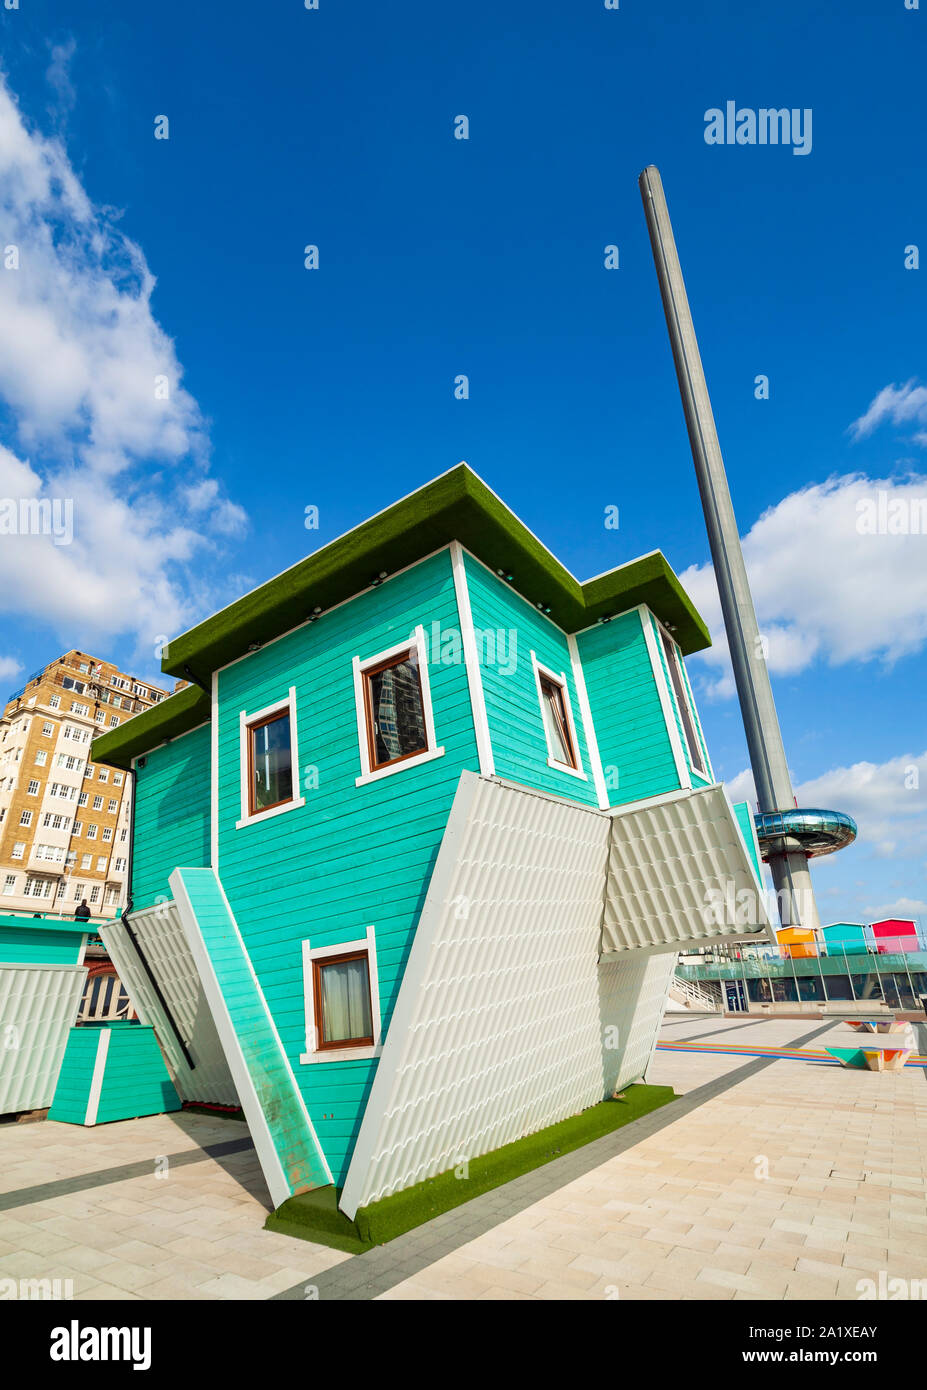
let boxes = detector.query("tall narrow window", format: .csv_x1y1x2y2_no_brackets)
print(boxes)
539,675,578,770
531,654,583,777
660,628,706,776
363,649,427,771
312,951,374,1049
248,710,293,815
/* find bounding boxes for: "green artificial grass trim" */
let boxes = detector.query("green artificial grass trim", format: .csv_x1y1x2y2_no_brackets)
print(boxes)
265,1184,373,1254
267,1083,676,1252
90,682,210,771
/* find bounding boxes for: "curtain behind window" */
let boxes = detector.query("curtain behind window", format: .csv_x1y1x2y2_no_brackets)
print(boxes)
319,957,372,1044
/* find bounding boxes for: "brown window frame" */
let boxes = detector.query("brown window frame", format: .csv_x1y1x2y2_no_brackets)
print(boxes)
247,709,294,817
539,674,578,770
361,648,429,773
311,949,375,1051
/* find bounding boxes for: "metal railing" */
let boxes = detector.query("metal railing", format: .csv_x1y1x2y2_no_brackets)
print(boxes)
677,935,927,1011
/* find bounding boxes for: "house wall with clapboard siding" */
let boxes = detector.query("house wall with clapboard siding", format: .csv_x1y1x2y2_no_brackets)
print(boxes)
214,549,480,1184
575,610,683,806
461,554,599,806
131,722,212,912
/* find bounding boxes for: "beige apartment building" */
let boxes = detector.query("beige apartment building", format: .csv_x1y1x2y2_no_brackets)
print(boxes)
0,651,173,919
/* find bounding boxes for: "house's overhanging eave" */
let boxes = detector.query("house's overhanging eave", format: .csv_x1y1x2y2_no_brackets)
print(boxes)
91,683,210,771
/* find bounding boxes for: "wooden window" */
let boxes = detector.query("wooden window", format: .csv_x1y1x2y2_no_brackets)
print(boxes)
539,674,578,769
362,648,427,772
247,710,294,816
311,950,374,1050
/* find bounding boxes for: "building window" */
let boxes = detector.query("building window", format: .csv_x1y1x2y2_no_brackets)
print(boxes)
11,843,25,860
236,689,304,827
19,810,33,827
114,857,126,873
249,713,292,813
107,799,118,813
352,628,442,786
78,792,88,807
658,625,707,777
26,878,53,898
73,882,85,899
34,750,47,766
530,654,585,779
27,779,40,796
300,926,381,1063
86,825,97,840
73,821,83,836
80,855,92,869
109,716,119,728
92,796,103,810
102,827,113,842
49,696,60,709
89,886,101,904
41,722,54,736
96,857,106,872
113,773,123,785
2,875,16,896
98,768,108,781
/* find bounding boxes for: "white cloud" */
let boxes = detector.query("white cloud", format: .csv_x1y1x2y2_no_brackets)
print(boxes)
865,897,927,921
0,655,23,682
849,380,927,442
0,70,245,661
725,751,927,857
682,473,927,697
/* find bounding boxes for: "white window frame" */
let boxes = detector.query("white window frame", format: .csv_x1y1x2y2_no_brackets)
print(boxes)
236,686,305,829
352,626,444,787
530,652,587,781
299,925,382,1064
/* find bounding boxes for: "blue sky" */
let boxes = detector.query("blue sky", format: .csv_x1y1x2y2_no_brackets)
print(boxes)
0,0,924,926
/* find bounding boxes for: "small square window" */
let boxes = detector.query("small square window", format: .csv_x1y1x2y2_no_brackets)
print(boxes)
312,951,374,1050
247,711,293,816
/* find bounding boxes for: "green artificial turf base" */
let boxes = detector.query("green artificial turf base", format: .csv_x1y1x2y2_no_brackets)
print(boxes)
266,1082,676,1251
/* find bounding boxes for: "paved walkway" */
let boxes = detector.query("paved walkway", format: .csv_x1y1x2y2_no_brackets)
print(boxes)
1,1015,925,1300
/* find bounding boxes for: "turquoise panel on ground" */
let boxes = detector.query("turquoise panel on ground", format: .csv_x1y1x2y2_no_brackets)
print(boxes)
47,1028,99,1123
462,554,598,806
575,610,682,806
49,1023,181,1125
0,925,85,966
173,866,329,1193
132,722,212,912
214,549,480,1184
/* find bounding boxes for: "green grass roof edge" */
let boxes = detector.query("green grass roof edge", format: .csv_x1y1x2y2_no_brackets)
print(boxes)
91,464,710,769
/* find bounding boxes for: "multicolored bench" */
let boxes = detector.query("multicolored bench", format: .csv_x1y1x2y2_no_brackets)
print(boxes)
826,1046,912,1072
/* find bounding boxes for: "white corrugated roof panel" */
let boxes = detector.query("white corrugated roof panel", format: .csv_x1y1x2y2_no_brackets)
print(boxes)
602,784,774,954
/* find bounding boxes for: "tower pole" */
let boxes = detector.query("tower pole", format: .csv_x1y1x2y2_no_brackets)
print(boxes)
639,164,818,930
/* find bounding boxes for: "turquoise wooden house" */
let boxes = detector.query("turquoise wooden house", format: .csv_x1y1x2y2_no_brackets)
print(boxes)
91,465,770,1221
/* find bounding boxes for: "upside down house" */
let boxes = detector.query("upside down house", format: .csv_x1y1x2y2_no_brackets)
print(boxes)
91,465,772,1222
